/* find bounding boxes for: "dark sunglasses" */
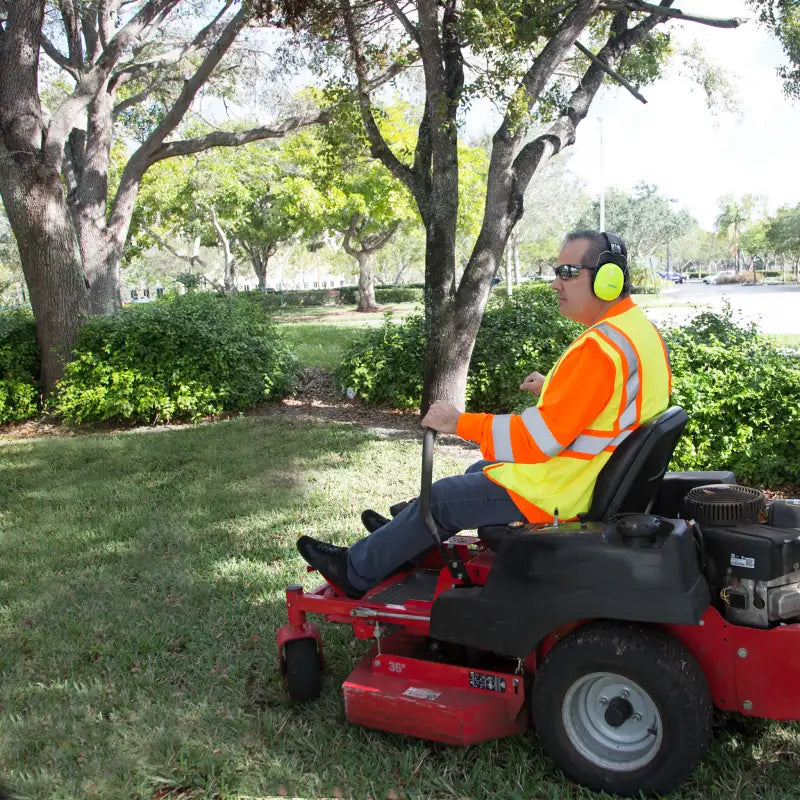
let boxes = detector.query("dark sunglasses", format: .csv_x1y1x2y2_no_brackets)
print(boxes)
553,263,591,280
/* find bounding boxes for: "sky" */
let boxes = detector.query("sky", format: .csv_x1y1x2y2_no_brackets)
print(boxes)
467,1,800,231
567,1,800,231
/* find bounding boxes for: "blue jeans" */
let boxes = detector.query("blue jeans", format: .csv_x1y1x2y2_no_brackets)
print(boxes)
347,460,525,591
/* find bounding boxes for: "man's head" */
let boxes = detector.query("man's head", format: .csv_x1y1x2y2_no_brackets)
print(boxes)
553,230,630,325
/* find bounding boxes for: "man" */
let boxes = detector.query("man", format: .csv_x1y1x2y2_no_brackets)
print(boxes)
297,230,672,598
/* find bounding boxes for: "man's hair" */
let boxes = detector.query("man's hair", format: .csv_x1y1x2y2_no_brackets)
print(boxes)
562,229,631,297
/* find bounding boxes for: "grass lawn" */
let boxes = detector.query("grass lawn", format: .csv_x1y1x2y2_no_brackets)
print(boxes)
275,304,418,371
277,325,367,372
2,417,800,800
272,303,418,325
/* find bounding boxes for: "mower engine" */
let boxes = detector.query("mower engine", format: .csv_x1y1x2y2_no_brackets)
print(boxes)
687,486,800,629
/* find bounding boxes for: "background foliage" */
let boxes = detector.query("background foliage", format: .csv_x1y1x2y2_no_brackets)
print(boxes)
666,306,800,486
338,291,800,486
52,294,298,425
4,291,800,486
336,284,581,412
0,310,40,424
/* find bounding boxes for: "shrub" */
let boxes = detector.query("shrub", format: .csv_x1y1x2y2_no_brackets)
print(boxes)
53,293,298,424
336,313,425,409
337,284,580,412
337,291,800,487
338,286,359,304
467,283,581,412
374,286,424,304
0,310,40,424
664,307,800,486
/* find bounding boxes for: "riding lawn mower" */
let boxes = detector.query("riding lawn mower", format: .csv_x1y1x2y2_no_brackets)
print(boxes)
275,407,800,796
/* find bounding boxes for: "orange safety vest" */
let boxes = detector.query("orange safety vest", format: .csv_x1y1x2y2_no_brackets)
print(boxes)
456,297,671,522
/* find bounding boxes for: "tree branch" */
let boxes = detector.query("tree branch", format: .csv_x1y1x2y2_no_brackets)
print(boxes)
44,0,183,169
40,31,78,78
112,86,155,117
575,40,647,103
363,219,400,253
340,0,423,202
514,6,668,187
601,1,742,28
106,2,249,245
341,212,362,258
110,0,234,88
143,224,207,269
59,0,84,71
148,107,333,162
384,0,419,45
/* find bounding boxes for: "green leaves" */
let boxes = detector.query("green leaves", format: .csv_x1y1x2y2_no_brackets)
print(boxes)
665,306,800,486
52,294,298,425
336,284,580,411
0,310,40,424
336,293,800,487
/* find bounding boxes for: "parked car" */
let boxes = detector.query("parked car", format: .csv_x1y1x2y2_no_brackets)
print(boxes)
658,271,686,284
702,270,736,284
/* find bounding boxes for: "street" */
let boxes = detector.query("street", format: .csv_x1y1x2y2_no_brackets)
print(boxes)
642,282,800,336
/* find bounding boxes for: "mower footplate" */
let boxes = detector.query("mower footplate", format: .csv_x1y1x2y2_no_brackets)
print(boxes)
368,570,441,604
343,637,528,746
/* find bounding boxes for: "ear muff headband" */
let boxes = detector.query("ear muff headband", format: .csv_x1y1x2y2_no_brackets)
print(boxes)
592,232,627,301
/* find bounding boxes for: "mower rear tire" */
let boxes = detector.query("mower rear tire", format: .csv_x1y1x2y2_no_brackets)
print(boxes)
530,621,712,797
283,638,322,703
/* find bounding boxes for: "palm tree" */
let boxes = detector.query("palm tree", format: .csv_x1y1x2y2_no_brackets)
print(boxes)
715,195,757,272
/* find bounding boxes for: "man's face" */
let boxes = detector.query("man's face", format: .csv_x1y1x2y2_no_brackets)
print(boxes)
553,238,606,325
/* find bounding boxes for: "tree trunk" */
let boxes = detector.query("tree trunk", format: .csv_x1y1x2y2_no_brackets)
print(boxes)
210,206,236,293
356,251,378,311
86,244,122,313
252,251,268,291
0,171,89,396
68,89,122,315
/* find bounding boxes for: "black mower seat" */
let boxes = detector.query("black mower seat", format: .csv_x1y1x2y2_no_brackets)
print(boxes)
476,406,689,549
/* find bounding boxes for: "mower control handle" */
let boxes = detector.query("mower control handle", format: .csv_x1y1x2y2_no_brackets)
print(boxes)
420,428,441,545
419,427,472,586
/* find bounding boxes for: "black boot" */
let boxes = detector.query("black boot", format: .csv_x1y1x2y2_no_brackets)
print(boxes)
389,499,413,517
361,509,390,533
296,536,364,599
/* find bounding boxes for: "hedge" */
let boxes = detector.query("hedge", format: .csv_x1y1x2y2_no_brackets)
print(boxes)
337,290,800,486
0,310,40,425
53,293,298,424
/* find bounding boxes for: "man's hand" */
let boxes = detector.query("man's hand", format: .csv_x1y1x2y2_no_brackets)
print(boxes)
520,370,545,395
421,400,461,434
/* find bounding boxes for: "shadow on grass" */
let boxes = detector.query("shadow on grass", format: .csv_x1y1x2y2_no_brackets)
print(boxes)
0,417,387,798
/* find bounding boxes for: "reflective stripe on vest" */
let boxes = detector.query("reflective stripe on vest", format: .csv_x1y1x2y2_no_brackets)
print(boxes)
492,407,562,461
490,321,640,461
594,322,640,430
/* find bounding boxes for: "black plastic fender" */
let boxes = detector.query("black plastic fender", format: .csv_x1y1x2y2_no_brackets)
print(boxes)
429,515,710,658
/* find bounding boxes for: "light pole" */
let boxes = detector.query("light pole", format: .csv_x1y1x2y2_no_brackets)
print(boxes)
598,117,605,231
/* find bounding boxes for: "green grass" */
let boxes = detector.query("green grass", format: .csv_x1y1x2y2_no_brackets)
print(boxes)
768,333,800,350
2,418,800,799
272,302,418,325
278,324,368,371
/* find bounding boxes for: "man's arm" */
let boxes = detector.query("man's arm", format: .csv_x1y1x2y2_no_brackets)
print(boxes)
453,338,617,463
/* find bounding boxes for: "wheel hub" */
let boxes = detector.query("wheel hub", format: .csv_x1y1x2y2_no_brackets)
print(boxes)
562,672,662,772
604,696,634,728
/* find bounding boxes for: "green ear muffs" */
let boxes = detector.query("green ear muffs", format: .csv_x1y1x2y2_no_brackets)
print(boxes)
593,262,625,301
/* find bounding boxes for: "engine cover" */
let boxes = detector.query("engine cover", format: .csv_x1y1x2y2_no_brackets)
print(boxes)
700,523,800,584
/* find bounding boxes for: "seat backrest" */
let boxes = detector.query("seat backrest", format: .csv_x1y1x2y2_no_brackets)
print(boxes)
585,406,689,521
